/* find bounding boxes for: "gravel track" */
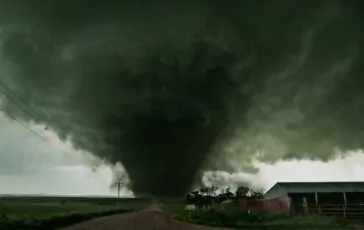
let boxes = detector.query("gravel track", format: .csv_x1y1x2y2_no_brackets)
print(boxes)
59,202,236,230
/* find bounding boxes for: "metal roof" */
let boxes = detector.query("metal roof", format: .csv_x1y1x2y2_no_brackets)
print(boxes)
265,181,364,195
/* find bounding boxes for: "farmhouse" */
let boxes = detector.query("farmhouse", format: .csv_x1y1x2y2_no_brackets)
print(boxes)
265,181,364,216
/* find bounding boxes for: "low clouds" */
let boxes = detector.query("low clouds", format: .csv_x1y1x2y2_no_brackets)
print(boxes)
1,111,364,196
202,151,364,192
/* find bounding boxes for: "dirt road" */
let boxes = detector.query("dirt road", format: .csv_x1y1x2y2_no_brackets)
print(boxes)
59,202,235,230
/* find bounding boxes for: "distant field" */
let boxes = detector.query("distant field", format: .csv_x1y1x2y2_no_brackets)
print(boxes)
0,196,149,229
0,196,149,218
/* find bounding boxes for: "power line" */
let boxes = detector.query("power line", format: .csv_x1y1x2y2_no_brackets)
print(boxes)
0,81,41,119
0,81,48,141
0,93,75,162
0,84,103,176
115,180,125,210
0,107,102,176
0,104,103,178
0,108,48,141
115,180,125,199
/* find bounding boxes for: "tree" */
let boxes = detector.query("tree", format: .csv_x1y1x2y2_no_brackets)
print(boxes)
235,185,250,199
216,187,234,203
249,189,264,200
184,184,265,207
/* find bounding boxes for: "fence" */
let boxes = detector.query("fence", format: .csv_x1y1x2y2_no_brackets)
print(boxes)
239,199,364,218
304,204,364,218
239,197,291,216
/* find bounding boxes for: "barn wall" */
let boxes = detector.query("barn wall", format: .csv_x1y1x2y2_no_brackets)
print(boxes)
284,184,364,193
239,197,291,216
264,185,287,199
265,183,364,217
346,192,364,204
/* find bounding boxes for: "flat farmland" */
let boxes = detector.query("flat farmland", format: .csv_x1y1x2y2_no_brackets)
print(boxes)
0,195,149,229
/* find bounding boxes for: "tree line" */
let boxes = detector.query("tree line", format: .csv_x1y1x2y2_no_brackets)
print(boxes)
185,185,264,207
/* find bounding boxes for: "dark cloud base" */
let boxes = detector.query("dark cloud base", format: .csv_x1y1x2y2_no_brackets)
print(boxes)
0,0,363,196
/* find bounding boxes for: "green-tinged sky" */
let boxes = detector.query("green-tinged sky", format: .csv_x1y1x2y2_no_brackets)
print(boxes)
0,0,363,196
2,112,364,196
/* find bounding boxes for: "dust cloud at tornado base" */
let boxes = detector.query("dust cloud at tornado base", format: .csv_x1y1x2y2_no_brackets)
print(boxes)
0,1,363,196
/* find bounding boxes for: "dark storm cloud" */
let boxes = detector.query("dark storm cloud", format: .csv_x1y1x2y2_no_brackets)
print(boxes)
0,0,363,196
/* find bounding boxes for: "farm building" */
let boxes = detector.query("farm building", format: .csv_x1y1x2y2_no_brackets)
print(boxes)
265,182,364,217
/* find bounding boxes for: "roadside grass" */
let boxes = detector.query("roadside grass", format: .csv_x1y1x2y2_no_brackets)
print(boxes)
0,196,148,229
162,201,362,230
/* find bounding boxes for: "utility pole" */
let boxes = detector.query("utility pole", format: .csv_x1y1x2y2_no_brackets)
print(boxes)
115,181,124,211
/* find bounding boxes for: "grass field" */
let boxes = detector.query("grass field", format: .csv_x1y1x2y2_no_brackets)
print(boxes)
156,198,363,230
0,196,149,218
0,195,149,229
170,206,363,230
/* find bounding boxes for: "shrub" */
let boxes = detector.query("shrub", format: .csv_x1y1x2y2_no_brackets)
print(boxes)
176,207,287,228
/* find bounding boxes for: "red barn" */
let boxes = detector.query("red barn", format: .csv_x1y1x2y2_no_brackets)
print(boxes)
239,197,291,216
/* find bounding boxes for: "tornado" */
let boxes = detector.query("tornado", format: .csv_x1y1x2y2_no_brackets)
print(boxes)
0,0,363,196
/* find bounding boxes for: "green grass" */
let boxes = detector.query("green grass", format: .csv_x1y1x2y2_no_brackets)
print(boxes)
165,203,363,230
0,196,149,229
0,197,148,218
